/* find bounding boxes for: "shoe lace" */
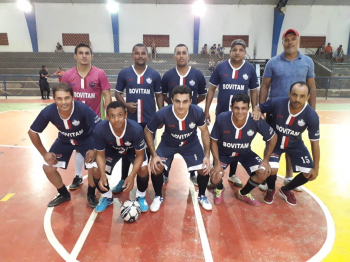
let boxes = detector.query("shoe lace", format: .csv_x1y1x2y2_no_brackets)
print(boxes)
215,189,222,197
200,196,209,203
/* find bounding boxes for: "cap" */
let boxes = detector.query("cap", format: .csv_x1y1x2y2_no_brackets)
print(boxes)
282,29,299,38
231,39,246,49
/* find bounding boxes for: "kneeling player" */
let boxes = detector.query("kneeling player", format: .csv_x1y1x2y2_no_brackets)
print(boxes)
145,85,212,212
28,83,101,207
253,81,320,206
210,93,277,206
93,101,149,213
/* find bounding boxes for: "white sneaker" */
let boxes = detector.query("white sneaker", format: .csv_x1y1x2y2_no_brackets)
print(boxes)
150,196,163,212
284,178,302,192
227,175,243,187
259,183,268,192
198,195,212,211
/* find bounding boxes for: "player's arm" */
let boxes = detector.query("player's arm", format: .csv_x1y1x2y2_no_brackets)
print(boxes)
197,94,206,104
115,91,137,113
144,127,162,174
102,89,112,109
155,93,164,109
163,94,169,105
95,150,108,191
306,140,320,181
204,84,217,125
28,130,57,166
259,133,277,175
197,73,207,104
123,149,144,192
306,77,316,110
250,89,258,109
259,77,271,104
198,124,211,174
210,138,224,184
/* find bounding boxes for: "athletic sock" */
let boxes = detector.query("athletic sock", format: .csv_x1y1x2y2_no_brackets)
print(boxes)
240,178,259,195
163,169,169,178
197,175,210,196
151,173,163,197
121,157,131,180
74,153,84,178
87,185,96,196
101,190,113,199
216,182,224,190
58,185,70,197
229,161,238,177
266,174,277,190
282,173,309,191
137,174,149,193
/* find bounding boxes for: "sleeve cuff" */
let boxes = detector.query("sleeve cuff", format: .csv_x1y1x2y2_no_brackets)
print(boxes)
146,126,155,134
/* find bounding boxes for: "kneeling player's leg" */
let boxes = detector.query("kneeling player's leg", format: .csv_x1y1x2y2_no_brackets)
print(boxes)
265,149,282,190
135,152,149,212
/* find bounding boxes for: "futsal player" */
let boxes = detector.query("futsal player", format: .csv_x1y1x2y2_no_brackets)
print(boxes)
62,43,112,191
93,101,149,213
145,85,212,212
28,83,101,207
114,43,163,194
161,44,207,185
252,81,320,205
205,39,259,198
210,93,276,205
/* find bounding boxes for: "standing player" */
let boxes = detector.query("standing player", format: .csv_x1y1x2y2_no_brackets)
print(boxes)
253,82,320,205
62,43,112,191
145,85,212,212
205,39,259,196
161,44,207,185
259,29,316,192
93,101,149,213
115,43,163,194
210,93,276,205
28,83,101,207
39,65,50,100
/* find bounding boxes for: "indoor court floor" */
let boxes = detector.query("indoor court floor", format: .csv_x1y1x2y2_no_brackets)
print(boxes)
0,97,349,262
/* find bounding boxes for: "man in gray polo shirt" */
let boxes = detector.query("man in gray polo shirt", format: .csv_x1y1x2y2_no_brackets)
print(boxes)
258,29,316,192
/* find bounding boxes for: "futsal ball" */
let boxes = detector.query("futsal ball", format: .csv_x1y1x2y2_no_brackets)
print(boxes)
120,200,141,223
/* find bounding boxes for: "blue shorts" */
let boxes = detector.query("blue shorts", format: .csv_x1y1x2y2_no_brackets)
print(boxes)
48,137,94,169
105,147,147,175
269,144,313,173
156,139,205,172
218,151,262,176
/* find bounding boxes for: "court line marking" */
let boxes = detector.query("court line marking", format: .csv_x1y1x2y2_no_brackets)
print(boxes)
276,175,335,262
0,193,15,201
189,182,214,262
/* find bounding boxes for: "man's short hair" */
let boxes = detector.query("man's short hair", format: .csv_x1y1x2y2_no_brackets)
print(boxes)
230,39,246,50
289,81,310,95
107,101,126,114
42,65,46,69
74,43,93,55
172,85,192,99
174,44,188,54
53,82,73,98
132,43,148,53
230,93,250,107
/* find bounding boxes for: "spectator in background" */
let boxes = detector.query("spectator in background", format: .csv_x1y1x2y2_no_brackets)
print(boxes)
201,44,208,55
217,44,225,60
55,42,64,53
324,43,333,59
53,67,65,82
39,65,50,100
151,42,157,59
210,44,217,57
336,45,344,63
208,59,215,72
315,43,325,56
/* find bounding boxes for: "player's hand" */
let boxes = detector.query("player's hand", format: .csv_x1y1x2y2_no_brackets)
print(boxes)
85,150,96,164
210,163,224,185
305,168,318,181
44,152,58,166
251,106,262,121
201,156,211,175
122,176,135,192
98,175,109,192
125,102,138,113
205,112,211,126
148,155,163,175
258,160,271,176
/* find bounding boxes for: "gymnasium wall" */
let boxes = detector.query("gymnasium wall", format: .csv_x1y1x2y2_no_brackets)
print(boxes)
0,3,349,58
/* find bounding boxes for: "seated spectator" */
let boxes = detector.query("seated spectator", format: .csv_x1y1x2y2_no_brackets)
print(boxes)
201,44,208,54
55,42,64,53
315,44,325,56
324,43,333,59
151,42,157,59
336,45,344,63
210,44,217,56
53,67,65,82
217,44,225,60
208,59,215,73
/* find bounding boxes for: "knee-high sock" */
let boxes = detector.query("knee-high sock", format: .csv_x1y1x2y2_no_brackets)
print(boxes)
240,177,259,195
282,173,309,191
136,175,149,197
151,174,163,197
93,178,111,196
266,174,277,190
121,157,131,181
74,152,84,178
197,175,210,196
229,161,238,177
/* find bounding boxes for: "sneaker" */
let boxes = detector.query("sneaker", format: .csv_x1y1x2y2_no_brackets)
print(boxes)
228,175,243,187
163,174,169,185
136,197,149,212
284,178,302,192
69,176,83,190
94,197,113,213
190,175,198,186
198,195,212,210
112,179,125,193
150,196,163,212
87,195,99,208
279,188,297,206
207,180,217,189
214,188,225,204
264,189,276,204
235,191,260,206
259,183,268,192
48,193,71,207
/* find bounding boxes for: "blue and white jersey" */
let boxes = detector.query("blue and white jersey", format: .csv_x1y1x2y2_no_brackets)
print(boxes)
94,119,146,154
30,101,101,145
115,65,161,123
161,67,207,105
211,111,274,156
209,60,259,115
259,98,320,149
147,104,206,147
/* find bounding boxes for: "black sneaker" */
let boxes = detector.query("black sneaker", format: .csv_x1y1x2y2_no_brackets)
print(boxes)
87,195,99,208
48,194,71,207
69,176,83,190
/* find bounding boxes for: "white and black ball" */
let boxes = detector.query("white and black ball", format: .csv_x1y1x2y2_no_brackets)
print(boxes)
120,200,141,222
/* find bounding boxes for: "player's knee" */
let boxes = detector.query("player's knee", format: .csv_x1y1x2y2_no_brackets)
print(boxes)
254,171,268,183
302,172,310,179
138,166,148,177
42,164,56,175
271,168,278,175
91,167,101,179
